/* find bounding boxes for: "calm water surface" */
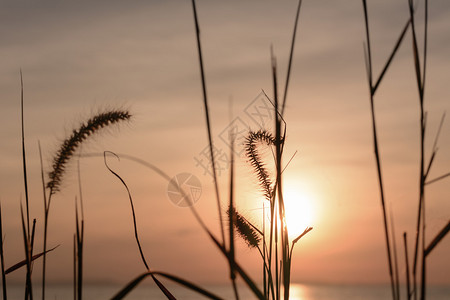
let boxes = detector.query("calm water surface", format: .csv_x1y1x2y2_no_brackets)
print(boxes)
4,283,449,299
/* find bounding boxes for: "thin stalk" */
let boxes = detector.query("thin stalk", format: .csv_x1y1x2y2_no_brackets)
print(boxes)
20,205,32,300
425,113,446,180
18,75,35,296
404,233,411,300
274,204,279,300
263,203,266,299
424,221,450,257
263,194,275,300
267,198,275,300
42,197,50,300
422,0,428,91
228,126,239,300
30,219,36,259
281,0,303,116
425,172,450,185
104,153,149,270
273,49,290,300
420,2,429,297
372,17,411,93
38,142,48,300
406,0,427,298
19,70,30,240
361,2,396,299
103,153,177,300
289,227,313,261
73,234,76,300
390,210,400,300
77,154,85,221
191,0,225,247
420,203,426,300
76,157,85,300
368,39,397,300
24,219,36,300
75,207,84,300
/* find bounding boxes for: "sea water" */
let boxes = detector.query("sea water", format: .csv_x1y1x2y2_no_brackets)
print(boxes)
3,282,449,299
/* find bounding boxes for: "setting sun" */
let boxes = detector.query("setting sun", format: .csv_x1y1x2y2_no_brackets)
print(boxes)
283,182,316,239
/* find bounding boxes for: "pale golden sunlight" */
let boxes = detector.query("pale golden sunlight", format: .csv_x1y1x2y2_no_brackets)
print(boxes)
283,181,316,240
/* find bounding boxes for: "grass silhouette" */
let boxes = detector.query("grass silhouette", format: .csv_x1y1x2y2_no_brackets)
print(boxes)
1,1,449,300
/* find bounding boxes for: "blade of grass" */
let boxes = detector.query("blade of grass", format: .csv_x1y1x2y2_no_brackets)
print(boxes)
103,152,149,271
289,227,313,260
73,234,77,300
153,271,224,300
270,49,280,300
5,245,59,275
75,199,84,300
227,121,239,300
425,172,450,185
111,272,176,300
372,16,412,94
112,271,224,300
404,233,412,300
406,0,428,298
424,220,450,257
390,209,400,300
103,152,177,300
361,1,397,298
208,232,265,300
20,70,30,240
281,0,303,116
191,0,225,247
26,219,36,300
99,152,264,299
38,141,48,300
20,205,32,300
424,113,445,180
75,157,85,300
263,202,267,299
408,0,423,97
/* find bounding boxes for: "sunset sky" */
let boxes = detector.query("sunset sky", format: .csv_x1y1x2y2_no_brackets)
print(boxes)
1,0,449,290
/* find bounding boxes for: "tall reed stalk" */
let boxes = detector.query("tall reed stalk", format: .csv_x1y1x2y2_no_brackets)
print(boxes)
19,71,36,300
361,2,397,297
362,1,449,299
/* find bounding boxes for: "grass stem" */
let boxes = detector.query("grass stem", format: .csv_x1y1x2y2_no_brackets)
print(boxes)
191,0,226,248
362,2,397,298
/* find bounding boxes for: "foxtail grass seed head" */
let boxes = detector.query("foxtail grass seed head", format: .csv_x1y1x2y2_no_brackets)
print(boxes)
245,130,276,202
47,110,131,194
228,206,261,248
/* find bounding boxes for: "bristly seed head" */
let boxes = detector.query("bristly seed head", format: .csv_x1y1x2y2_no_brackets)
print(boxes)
47,109,131,195
245,129,277,202
228,206,261,248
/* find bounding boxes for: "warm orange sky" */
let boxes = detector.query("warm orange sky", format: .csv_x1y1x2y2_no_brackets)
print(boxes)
1,0,449,289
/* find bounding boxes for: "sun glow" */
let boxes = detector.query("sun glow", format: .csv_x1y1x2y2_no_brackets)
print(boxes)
282,183,316,240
